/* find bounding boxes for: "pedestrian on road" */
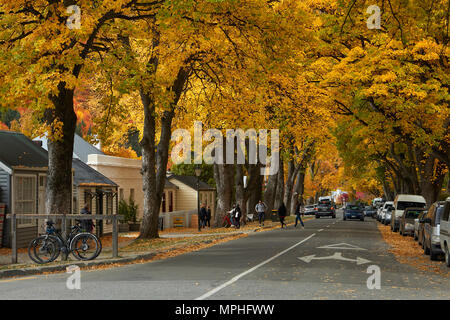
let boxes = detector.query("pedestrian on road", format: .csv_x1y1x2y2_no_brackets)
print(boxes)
278,202,287,229
234,204,242,229
206,205,211,227
294,201,305,229
255,200,267,227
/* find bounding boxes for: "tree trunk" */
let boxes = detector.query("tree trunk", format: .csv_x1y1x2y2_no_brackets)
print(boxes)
290,167,306,215
273,158,284,209
235,164,246,223
284,159,299,215
139,65,189,239
263,171,278,217
138,91,158,239
213,162,234,227
45,85,77,216
245,164,263,217
418,155,446,206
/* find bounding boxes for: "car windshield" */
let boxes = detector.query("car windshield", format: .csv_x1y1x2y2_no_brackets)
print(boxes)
397,201,426,210
405,210,422,219
347,205,360,210
319,201,330,206
385,204,393,210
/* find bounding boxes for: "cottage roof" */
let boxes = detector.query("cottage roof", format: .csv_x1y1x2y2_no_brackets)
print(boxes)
72,158,118,187
0,131,48,171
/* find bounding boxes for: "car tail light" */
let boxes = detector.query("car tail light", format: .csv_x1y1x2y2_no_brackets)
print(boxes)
331,207,334,210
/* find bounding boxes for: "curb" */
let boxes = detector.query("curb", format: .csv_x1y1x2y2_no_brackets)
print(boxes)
0,252,158,280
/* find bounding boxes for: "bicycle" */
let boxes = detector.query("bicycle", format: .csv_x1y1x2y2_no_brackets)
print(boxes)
28,220,102,264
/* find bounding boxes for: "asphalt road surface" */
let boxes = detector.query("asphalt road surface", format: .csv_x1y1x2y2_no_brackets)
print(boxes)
1,210,449,300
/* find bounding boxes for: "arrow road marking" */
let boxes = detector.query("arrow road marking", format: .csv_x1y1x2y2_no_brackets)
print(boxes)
298,252,371,265
317,243,367,250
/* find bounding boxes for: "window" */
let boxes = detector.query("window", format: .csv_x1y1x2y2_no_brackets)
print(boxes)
105,190,114,225
130,188,135,202
161,192,166,212
84,190,93,213
442,203,450,222
14,175,36,226
168,191,173,212
406,210,423,219
397,201,426,210
119,188,124,201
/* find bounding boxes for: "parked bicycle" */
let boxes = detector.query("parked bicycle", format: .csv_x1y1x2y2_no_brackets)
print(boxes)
28,220,102,264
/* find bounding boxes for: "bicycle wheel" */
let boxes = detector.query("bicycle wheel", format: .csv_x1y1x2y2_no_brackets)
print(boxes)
28,235,59,264
70,233,99,261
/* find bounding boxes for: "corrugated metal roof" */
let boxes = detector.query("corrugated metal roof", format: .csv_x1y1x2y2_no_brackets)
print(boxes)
73,134,104,163
0,131,48,169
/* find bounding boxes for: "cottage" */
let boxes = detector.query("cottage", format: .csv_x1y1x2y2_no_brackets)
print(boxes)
34,136,120,237
72,158,118,237
0,131,51,247
167,174,216,219
0,131,120,248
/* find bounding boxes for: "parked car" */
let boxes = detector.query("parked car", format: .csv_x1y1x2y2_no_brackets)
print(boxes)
343,204,364,221
315,199,336,219
416,210,428,244
384,207,393,225
421,201,445,261
364,206,377,218
380,201,394,224
399,207,426,237
304,205,316,215
391,194,427,232
439,199,450,267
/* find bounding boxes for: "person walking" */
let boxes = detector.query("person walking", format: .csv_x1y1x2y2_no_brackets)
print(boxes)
205,205,212,228
199,203,208,229
234,204,242,229
294,201,305,229
255,200,267,227
278,202,287,229
80,203,94,233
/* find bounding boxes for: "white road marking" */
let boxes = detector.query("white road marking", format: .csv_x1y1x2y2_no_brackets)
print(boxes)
318,229,324,232
298,252,371,265
195,233,316,300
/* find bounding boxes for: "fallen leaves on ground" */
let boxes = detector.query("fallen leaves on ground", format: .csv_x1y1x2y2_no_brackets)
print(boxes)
377,224,449,278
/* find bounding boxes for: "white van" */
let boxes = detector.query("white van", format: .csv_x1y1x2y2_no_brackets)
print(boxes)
391,194,427,232
440,199,450,267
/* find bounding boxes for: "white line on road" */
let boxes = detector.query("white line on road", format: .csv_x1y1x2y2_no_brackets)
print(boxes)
195,233,316,300
318,229,324,232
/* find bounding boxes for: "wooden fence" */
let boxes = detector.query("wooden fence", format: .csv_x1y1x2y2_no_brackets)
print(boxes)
6,214,123,264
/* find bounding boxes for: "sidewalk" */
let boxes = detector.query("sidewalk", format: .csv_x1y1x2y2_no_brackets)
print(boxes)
0,215,311,279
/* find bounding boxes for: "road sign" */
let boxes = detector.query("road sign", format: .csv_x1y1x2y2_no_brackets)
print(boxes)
298,252,371,265
317,243,367,250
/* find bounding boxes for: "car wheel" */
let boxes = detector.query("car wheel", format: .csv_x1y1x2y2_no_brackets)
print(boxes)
430,246,439,261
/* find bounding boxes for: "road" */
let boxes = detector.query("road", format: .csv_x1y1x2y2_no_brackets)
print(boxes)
1,210,449,300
